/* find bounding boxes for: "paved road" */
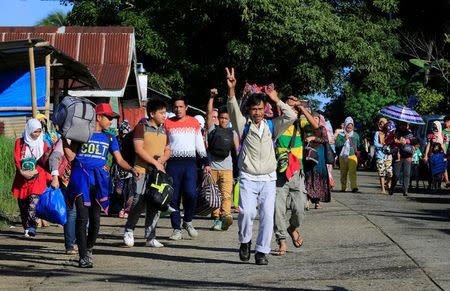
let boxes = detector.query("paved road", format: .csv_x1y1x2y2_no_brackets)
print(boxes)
0,170,449,290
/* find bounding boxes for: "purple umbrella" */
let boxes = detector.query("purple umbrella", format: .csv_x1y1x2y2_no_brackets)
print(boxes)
379,105,425,125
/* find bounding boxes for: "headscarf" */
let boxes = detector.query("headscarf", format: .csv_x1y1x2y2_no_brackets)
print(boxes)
194,115,205,129
24,118,44,160
433,120,444,148
320,115,333,143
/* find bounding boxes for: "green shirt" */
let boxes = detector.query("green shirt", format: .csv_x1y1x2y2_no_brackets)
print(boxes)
335,132,361,156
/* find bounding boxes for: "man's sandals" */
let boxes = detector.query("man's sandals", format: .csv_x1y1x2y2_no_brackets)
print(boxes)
273,227,304,256
288,226,304,248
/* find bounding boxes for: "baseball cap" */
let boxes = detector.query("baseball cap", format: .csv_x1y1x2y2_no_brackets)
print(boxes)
95,103,119,118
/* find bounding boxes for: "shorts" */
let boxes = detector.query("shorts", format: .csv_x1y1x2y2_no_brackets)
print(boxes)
376,158,393,178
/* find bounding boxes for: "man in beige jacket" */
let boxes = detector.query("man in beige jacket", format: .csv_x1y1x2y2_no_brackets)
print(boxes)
226,68,296,265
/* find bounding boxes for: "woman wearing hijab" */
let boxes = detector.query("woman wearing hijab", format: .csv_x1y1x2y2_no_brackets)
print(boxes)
304,113,331,209
12,118,51,237
335,117,361,192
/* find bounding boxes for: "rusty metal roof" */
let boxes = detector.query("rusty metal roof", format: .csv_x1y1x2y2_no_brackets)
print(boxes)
0,38,99,89
0,26,135,91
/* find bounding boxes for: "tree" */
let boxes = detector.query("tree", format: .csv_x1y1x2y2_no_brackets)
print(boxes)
36,11,68,26
62,0,405,112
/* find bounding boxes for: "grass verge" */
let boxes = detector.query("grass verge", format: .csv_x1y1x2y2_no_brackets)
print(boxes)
0,136,19,228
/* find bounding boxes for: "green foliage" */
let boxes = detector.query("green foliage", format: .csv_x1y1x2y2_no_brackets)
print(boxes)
372,0,399,13
415,87,445,115
343,90,400,137
63,0,404,109
36,11,68,26
0,136,19,223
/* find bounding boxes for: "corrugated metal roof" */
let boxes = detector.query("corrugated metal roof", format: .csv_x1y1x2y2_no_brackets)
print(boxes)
0,26,135,91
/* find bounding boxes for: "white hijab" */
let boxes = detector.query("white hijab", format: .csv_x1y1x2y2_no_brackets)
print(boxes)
24,118,44,160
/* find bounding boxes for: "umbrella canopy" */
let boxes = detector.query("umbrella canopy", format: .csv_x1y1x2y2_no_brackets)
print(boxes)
379,105,425,125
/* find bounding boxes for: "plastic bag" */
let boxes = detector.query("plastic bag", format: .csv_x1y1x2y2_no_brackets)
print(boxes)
36,187,67,225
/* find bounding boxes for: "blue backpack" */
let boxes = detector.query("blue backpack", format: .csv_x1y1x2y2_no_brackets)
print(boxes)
238,119,274,155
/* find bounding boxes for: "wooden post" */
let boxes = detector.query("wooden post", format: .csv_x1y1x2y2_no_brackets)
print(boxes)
63,78,68,96
28,41,37,117
45,54,51,120
53,79,59,109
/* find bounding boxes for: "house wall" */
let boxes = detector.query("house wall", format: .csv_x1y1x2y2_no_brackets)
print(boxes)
0,115,27,138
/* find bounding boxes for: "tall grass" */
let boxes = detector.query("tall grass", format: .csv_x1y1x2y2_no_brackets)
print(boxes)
0,135,19,223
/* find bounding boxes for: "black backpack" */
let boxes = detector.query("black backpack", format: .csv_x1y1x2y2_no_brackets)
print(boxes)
119,130,135,166
208,126,234,159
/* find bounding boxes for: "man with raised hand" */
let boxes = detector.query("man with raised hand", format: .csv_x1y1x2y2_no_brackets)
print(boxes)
225,67,296,265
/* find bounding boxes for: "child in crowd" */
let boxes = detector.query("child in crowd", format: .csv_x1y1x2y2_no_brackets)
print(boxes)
429,143,447,191
12,118,51,237
410,142,422,189
64,103,138,268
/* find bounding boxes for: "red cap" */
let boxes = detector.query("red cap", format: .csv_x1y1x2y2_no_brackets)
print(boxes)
95,103,119,118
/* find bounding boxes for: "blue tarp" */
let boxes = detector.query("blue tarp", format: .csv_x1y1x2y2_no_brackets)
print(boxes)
0,66,47,117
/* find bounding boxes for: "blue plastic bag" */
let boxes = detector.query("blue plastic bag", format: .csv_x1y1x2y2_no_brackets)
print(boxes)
36,187,67,225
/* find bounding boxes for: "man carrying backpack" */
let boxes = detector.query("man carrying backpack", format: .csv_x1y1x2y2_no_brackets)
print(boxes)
207,88,240,231
225,68,297,265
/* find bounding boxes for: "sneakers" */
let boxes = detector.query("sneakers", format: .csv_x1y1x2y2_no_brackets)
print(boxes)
146,239,164,248
210,218,222,231
221,215,233,231
79,257,93,268
182,221,198,238
123,230,134,247
169,229,183,241
86,248,93,264
239,241,251,261
25,228,36,238
255,252,269,265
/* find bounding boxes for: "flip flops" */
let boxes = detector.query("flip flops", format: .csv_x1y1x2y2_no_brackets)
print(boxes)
287,226,304,248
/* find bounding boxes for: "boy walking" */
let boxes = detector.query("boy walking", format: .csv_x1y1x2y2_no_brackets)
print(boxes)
226,68,296,265
64,103,137,268
123,100,171,248
206,88,239,231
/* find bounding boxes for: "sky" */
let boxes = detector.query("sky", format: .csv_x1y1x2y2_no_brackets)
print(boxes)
0,0,72,26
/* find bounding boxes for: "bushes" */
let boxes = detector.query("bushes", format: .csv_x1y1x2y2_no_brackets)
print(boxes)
0,136,19,224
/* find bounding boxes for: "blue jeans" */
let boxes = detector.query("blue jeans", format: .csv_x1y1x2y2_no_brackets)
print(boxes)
64,190,77,250
166,159,198,229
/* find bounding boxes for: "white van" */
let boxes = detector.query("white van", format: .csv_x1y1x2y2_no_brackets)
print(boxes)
416,114,445,150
